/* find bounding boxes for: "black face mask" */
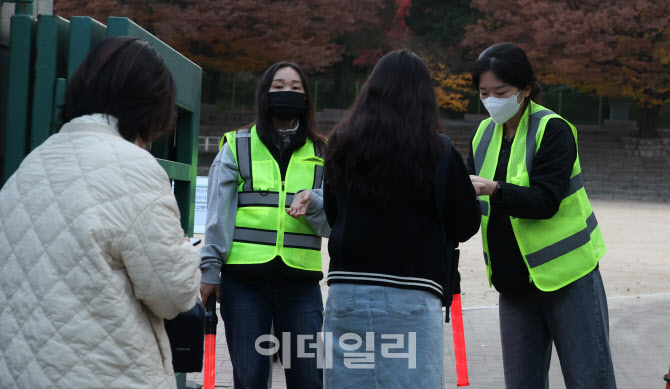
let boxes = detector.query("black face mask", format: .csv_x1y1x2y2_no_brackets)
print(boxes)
268,91,306,121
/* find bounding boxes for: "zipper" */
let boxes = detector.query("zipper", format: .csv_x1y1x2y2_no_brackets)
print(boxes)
277,178,285,258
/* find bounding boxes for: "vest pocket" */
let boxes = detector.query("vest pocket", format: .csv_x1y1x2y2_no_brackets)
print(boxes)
509,167,529,187
251,160,276,190
237,207,274,226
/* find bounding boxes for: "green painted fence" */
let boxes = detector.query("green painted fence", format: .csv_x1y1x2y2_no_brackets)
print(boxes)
2,2,202,236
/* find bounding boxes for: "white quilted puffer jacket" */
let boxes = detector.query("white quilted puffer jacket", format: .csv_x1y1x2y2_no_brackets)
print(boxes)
0,117,202,388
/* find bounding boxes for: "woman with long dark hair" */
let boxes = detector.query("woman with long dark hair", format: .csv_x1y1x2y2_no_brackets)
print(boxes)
323,50,481,388
467,42,615,388
199,61,329,389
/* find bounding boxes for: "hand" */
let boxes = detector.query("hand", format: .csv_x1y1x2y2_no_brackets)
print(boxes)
470,175,498,197
200,282,220,306
286,190,311,219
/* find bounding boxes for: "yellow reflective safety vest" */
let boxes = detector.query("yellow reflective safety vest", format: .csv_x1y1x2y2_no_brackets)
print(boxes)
220,125,324,271
472,102,606,291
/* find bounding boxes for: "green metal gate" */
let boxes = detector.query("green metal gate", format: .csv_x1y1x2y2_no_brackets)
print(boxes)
2,0,202,236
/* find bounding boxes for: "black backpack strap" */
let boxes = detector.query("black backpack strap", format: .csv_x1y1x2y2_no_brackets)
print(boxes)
434,134,461,323
435,134,452,223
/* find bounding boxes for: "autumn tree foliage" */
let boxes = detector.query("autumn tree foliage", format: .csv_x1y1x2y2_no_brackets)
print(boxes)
54,0,155,29
462,0,670,137
403,0,482,113
55,0,385,73
352,0,413,67
155,0,387,73
54,0,479,112
430,65,471,112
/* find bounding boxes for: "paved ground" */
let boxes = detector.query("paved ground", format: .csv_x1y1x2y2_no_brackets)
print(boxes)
187,200,670,388
186,292,669,388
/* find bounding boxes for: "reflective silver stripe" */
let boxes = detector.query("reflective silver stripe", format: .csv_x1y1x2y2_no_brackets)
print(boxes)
565,173,584,198
313,165,324,190
525,212,599,268
479,200,489,216
238,192,279,207
526,110,554,177
474,121,496,175
484,252,489,266
236,129,253,192
286,193,296,205
233,227,277,245
284,233,321,251
312,142,322,158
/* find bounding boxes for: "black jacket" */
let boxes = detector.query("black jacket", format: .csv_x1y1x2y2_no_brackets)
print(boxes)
325,143,481,300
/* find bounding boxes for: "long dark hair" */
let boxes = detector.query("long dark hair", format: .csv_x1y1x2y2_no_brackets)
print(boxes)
60,37,176,143
252,62,325,154
325,50,442,202
471,43,542,105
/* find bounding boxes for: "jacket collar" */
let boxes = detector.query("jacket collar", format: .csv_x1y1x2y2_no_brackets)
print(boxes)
256,122,307,154
59,114,123,139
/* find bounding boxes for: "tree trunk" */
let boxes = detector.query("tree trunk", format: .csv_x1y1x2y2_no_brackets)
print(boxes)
204,70,221,105
638,106,660,138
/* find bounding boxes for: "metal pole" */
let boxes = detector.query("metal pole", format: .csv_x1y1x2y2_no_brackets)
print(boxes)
315,80,319,112
598,95,603,126
231,76,236,110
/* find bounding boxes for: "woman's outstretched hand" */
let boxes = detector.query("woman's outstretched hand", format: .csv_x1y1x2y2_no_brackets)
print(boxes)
286,190,312,219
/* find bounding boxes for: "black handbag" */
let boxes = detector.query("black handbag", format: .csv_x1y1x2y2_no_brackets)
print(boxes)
164,299,205,373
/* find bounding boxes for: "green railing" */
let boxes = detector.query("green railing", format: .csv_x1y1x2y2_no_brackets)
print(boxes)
2,1,202,236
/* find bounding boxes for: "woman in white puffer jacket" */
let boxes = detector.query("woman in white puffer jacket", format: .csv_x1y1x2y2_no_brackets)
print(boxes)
0,37,201,389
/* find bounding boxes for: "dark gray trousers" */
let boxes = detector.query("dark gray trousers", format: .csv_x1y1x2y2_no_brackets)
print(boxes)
499,268,617,389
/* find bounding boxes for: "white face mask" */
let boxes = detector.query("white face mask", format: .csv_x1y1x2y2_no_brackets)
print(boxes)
481,90,523,125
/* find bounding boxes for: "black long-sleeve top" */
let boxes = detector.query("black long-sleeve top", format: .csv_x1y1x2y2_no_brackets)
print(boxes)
325,143,481,300
466,118,577,294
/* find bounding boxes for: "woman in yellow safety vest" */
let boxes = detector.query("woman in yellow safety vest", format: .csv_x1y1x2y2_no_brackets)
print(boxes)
467,43,617,388
200,62,329,389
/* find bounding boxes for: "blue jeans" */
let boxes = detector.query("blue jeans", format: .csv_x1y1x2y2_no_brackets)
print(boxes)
220,275,324,389
499,268,616,388
323,284,444,389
